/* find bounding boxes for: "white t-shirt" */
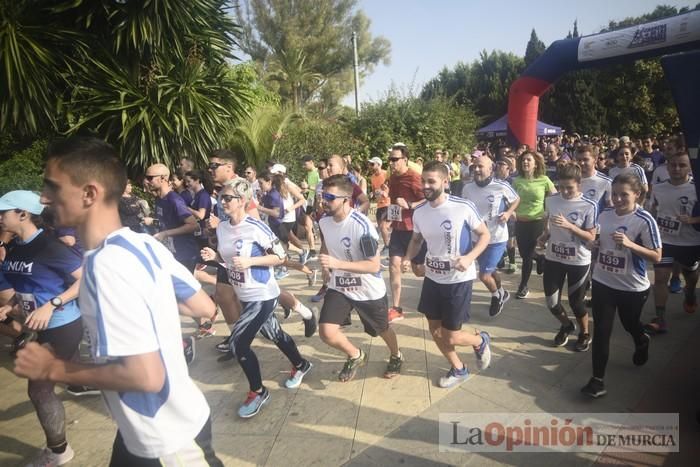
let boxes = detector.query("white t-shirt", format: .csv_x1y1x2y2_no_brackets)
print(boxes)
461,179,519,244
593,207,661,292
544,194,598,265
609,164,648,185
319,210,386,301
651,164,669,185
281,193,296,223
216,216,280,302
412,195,484,284
581,171,612,213
80,228,210,458
651,180,700,246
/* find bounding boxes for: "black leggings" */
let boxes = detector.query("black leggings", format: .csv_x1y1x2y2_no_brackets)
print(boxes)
31,318,83,448
233,297,304,391
591,280,649,379
515,219,545,289
543,260,589,318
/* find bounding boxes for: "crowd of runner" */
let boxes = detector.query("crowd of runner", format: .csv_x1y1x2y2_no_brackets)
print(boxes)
0,132,697,466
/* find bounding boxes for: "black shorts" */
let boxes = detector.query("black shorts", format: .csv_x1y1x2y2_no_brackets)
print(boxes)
417,278,473,331
320,288,389,337
655,243,700,271
279,221,297,243
389,229,427,263
37,317,83,360
376,207,388,222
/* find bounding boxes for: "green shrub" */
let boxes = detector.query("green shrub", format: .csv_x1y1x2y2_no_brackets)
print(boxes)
0,138,47,194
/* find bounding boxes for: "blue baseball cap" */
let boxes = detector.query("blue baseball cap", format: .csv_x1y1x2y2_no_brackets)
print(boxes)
0,190,45,215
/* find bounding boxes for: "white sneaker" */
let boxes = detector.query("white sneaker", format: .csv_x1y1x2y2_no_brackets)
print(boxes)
26,445,74,467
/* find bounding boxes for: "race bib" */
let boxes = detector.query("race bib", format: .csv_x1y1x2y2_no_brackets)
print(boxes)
551,242,577,260
387,204,402,222
228,269,248,287
598,250,627,275
657,216,680,236
426,256,452,275
334,274,362,291
17,292,37,317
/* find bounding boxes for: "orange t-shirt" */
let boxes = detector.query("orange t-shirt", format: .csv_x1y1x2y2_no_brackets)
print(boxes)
370,170,390,209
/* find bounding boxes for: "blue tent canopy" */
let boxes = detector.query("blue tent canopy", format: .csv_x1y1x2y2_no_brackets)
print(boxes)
476,115,562,137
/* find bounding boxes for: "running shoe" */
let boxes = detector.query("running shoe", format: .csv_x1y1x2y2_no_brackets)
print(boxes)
238,388,270,418
581,377,607,398
438,365,470,388
474,331,492,370
215,336,231,353
307,269,318,287
633,333,650,366
388,306,404,323
383,353,404,379
554,320,576,347
26,445,75,467
338,349,368,382
574,333,592,352
196,321,216,339
299,249,310,265
66,385,100,397
644,317,668,335
304,308,318,338
275,267,289,281
683,292,697,314
668,276,683,293
505,262,517,274
489,290,510,317
515,286,529,299
183,336,196,365
311,285,327,302
285,360,313,388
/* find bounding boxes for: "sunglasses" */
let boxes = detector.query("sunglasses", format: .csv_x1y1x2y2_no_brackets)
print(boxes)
220,194,241,203
388,157,404,162
208,162,225,170
322,192,349,202
145,174,165,181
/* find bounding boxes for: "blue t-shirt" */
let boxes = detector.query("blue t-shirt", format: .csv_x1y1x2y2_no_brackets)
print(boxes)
190,189,212,230
55,226,84,256
0,270,12,292
178,190,193,207
155,192,199,264
1,229,82,329
262,189,285,228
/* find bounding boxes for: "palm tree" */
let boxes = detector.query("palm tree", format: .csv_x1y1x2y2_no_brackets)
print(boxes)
266,49,324,111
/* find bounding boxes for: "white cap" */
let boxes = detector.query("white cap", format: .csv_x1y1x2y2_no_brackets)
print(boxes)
270,163,287,174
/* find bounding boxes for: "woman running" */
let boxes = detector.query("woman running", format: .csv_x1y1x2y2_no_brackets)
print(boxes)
581,173,662,398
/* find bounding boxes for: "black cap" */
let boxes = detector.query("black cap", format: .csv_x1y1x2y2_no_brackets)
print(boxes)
301,155,314,162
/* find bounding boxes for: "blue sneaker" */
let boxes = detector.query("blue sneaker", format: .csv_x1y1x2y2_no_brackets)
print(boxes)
275,267,289,281
311,285,327,302
669,276,682,294
285,360,313,388
299,249,309,265
439,365,469,388
238,388,270,418
474,331,492,370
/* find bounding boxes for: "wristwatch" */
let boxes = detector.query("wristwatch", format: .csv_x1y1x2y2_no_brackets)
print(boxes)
50,296,63,308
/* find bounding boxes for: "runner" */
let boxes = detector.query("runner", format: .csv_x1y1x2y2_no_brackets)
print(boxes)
387,143,427,322
0,191,83,467
536,163,598,350
494,158,518,273
317,174,403,381
581,173,662,398
644,152,700,334
608,144,648,199
576,145,612,212
201,179,312,417
462,156,520,317
404,161,492,388
15,136,223,465
368,156,391,254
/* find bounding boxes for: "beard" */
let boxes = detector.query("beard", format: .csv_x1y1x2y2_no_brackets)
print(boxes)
423,187,442,202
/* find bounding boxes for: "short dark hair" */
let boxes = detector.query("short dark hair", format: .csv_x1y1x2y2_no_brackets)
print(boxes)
612,172,644,193
556,161,582,183
46,137,126,203
422,160,448,178
322,174,353,196
391,144,409,158
301,155,314,163
210,149,238,169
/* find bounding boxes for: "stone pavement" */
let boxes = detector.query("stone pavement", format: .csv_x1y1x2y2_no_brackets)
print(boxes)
1,263,698,466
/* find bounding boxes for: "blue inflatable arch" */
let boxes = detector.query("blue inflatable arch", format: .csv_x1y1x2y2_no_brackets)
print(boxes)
507,10,700,200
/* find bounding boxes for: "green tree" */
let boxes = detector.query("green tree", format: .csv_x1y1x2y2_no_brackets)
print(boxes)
237,0,390,110
524,29,546,66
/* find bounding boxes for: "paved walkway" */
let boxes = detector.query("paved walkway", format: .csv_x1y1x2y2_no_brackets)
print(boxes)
1,263,697,466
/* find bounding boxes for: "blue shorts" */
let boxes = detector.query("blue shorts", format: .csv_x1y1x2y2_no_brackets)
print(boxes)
477,242,507,274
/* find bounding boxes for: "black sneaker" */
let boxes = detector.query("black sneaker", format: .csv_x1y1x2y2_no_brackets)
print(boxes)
581,377,607,398
554,320,576,347
633,333,650,366
515,286,529,299
215,336,231,353
183,336,195,365
304,308,318,338
488,290,510,317
338,349,368,382
66,385,101,397
574,333,591,352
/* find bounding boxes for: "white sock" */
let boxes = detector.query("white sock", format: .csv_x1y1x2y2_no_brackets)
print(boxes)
498,287,505,298
491,290,500,297
294,301,313,320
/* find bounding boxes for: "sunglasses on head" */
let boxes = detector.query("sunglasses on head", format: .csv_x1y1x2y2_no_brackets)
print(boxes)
388,157,404,162
322,192,349,202
220,194,241,203
145,174,165,181
208,162,225,170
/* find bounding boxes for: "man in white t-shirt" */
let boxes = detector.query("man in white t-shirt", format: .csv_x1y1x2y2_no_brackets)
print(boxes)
318,175,403,381
15,137,222,466
462,156,520,317
403,161,493,389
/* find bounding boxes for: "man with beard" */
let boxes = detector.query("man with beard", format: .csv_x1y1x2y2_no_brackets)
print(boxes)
462,157,520,317
403,161,492,388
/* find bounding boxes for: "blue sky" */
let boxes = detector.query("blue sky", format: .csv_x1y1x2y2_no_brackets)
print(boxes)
346,0,690,105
